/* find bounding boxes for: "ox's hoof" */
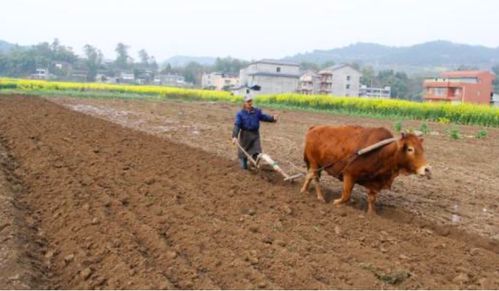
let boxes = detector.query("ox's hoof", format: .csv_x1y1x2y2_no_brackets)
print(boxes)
333,199,343,207
317,195,326,203
367,207,377,216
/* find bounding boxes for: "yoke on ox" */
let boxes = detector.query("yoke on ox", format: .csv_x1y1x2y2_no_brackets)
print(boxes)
301,125,431,215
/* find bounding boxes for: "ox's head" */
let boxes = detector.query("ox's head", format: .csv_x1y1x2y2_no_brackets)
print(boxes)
397,132,431,179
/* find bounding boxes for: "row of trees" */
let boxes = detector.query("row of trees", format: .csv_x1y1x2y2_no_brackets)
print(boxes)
360,66,424,101
0,39,250,85
0,39,159,82
0,39,77,77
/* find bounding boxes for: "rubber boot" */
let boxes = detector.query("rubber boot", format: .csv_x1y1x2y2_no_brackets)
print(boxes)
239,158,248,170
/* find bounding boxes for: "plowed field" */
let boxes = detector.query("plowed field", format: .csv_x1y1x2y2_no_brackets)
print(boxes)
0,95,498,289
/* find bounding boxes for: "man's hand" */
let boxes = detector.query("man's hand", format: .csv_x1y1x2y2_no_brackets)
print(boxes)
273,114,279,122
232,137,238,145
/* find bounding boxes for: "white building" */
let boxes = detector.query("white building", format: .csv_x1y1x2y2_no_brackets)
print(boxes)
318,64,361,96
201,72,239,90
31,68,50,80
153,73,189,87
492,93,499,106
238,59,300,96
298,71,320,94
359,85,391,98
119,72,135,84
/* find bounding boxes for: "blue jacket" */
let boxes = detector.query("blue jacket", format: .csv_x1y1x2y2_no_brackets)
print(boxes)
232,107,275,137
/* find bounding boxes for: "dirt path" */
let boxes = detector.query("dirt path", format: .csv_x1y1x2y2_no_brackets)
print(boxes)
0,95,498,289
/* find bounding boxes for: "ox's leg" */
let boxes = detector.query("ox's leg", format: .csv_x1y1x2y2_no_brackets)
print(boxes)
333,174,354,206
300,169,315,193
367,190,378,215
314,174,326,203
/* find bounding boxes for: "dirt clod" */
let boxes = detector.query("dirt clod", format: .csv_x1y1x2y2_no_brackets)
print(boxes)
469,248,481,256
452,273,469,284
275,240,287,247
64,254,74,264
166,251,177,260
283,205,293,215
81,267,93,280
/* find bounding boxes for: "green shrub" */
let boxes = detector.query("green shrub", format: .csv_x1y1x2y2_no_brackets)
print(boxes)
419,122,430,134
394,121,403,132
475,129,488,139
449,127,461,140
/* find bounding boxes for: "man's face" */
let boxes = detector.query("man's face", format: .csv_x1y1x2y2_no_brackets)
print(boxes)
245,100,253,109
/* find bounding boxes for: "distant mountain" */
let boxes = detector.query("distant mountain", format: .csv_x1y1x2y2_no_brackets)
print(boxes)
163,55,217,67
284,41,499,74
0,40,18,53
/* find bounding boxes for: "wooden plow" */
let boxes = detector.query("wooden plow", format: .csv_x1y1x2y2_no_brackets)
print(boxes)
235,141,303,182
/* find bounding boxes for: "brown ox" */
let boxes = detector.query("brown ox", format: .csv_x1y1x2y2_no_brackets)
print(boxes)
301,125,431,214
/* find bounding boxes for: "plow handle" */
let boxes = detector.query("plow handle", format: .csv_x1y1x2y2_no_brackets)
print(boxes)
234,140,258,166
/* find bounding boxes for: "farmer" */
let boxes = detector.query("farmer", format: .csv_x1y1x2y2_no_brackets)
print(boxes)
232,96,278,170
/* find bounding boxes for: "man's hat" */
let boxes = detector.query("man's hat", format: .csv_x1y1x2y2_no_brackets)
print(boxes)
244,95,253,102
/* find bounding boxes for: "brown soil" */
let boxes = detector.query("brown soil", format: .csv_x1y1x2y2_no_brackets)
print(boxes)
0,139,48,289
0,95,498,289
53,97,499,242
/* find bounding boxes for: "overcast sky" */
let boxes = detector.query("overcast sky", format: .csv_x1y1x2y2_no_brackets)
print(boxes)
1,0,498,61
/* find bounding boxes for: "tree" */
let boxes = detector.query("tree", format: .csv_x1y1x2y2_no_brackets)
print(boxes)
359,67,424,101
160,63,173,74
149,56,158,72
0,38,77,78
406,76,425,101
3,47,37,76
320,60,335,69
138,49,149,66
349,62,361,71
360,66,376,87
45,38,78,67
115,43,130,70
0,54,8,75
50,38,60,55
299,62,319,71
369,69,414,99
182,61,204,84
213,57,248,74
83,44,103,81
457,65,479,71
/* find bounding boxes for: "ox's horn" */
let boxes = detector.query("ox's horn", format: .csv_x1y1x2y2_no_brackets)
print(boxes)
357,137,399,155
413,130,423,137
